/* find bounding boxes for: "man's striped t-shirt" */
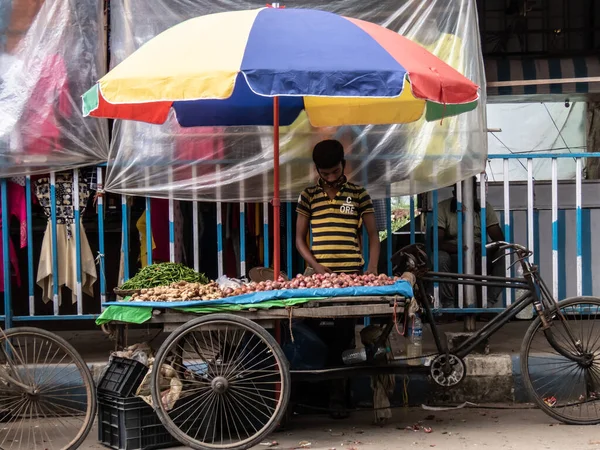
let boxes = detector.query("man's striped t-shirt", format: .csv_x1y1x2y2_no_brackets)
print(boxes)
297,181,374,273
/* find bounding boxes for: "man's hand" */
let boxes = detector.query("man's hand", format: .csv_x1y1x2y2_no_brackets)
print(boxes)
313,264,333,274
366,263,378,275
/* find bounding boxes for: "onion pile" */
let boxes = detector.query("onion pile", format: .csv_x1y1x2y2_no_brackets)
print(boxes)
226,273,397,297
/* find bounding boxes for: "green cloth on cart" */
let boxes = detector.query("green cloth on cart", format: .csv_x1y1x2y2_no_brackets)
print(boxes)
96,297,321,326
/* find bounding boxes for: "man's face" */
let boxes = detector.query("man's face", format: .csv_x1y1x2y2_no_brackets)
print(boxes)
318,162,344,185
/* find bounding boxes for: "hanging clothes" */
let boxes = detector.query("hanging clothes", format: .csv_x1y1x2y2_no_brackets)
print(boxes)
34,171,97,305
136,212,156,268
0,181,27,292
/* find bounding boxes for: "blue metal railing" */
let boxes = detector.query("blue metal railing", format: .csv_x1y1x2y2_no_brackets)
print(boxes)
0,152,598,326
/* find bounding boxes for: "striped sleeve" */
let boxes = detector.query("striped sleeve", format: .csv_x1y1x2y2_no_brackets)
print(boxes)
296,189,311,217
358,188,374,217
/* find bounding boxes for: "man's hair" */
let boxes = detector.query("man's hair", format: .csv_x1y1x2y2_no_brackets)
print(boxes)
312,140,345,169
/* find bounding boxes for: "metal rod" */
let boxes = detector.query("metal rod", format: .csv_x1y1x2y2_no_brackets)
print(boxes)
121,194,130,281
263,201,269,268
192,165,200,272
273,96,281,280
168,166,175,262
1,180,12,328
480,173,487,308
503,160,512,305
386,197,392,276
240,201,247,278
421,278,529,290
432,190,439,308
488,76,600,87
456,179,464,308
551,158,558,301
145,195,152,266
50,172,59,314
217,202,224,278
96,167,106,305
527,159,535,262
286,202,293,277
463,177,476,331
576,158,583,296
25,177,34,316
425,272,529,283
73,170,83,315
409,196,415,245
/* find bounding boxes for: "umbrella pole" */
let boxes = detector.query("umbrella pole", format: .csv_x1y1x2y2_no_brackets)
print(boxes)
273,96,281,281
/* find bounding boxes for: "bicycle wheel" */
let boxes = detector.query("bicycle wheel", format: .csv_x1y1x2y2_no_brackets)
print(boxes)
521,297,600,425
0,327,96,449
151,314,290,450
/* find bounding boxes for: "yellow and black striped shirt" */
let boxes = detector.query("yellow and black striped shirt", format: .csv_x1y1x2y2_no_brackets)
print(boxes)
297,181,374,273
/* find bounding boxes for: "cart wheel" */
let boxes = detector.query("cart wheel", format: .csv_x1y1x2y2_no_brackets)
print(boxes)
151,314,291,450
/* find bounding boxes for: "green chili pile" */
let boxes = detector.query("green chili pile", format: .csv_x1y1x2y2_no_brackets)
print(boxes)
119,263,210,290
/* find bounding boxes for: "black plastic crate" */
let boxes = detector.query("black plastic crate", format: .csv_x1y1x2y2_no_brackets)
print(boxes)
98,357,149,398
98,392,212,450
97,393,179,450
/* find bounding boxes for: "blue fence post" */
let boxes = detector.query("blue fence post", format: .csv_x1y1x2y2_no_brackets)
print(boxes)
145,197,152,267
432,190,439,308
25,176,34,316
73,170,83,314
240,203,246,277
386,197,392,276
121,194,130,281
96,167,107,305
263,202,269,269
409,196,416,245
479,173,488,307
286,202,292,277
1,180,12,328
50,172,60,314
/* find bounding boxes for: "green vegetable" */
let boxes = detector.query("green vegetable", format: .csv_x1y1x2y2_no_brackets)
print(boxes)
120,263,210,290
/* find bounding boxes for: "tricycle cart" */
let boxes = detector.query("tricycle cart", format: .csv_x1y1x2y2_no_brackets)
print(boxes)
106,242,600,450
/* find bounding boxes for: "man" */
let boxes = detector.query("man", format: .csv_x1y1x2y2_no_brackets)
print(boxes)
296,139,380,275
437,177,505,308
294,139,380,418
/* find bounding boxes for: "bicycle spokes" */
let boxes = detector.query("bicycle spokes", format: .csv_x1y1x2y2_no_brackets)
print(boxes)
522,299,600,424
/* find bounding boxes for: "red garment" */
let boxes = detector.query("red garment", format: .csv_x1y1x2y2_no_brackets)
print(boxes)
0,182,27,291
20,54,71,155
173,127,224,181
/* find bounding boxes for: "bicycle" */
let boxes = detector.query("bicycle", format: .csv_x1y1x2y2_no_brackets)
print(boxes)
403,240,600,425
0,327,97,450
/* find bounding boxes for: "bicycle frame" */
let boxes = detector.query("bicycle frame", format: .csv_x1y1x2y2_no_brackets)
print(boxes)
412,246,588,365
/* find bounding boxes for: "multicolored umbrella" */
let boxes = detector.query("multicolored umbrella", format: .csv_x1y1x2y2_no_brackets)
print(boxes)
82,7,480,277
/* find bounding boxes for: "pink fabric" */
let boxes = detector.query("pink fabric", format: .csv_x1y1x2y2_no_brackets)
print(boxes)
0,182,27,291
20,54,71,155
174,127,225,181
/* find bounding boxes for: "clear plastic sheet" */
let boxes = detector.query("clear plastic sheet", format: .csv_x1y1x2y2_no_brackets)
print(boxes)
105,0,487,201
0,0,108,176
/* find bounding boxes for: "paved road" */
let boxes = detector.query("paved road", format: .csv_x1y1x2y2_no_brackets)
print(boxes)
81,406,600,449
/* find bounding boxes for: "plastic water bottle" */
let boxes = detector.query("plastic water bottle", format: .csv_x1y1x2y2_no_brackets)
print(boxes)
406,314,423,366
342,346,391,365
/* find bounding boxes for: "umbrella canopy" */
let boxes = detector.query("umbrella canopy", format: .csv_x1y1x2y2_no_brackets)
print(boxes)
83,6,481,279
82,7,479,127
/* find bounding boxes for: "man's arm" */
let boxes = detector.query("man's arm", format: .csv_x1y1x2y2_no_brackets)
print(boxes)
486,204,505,242
362,212,380,274
487,224,505,242
295,214,331,274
